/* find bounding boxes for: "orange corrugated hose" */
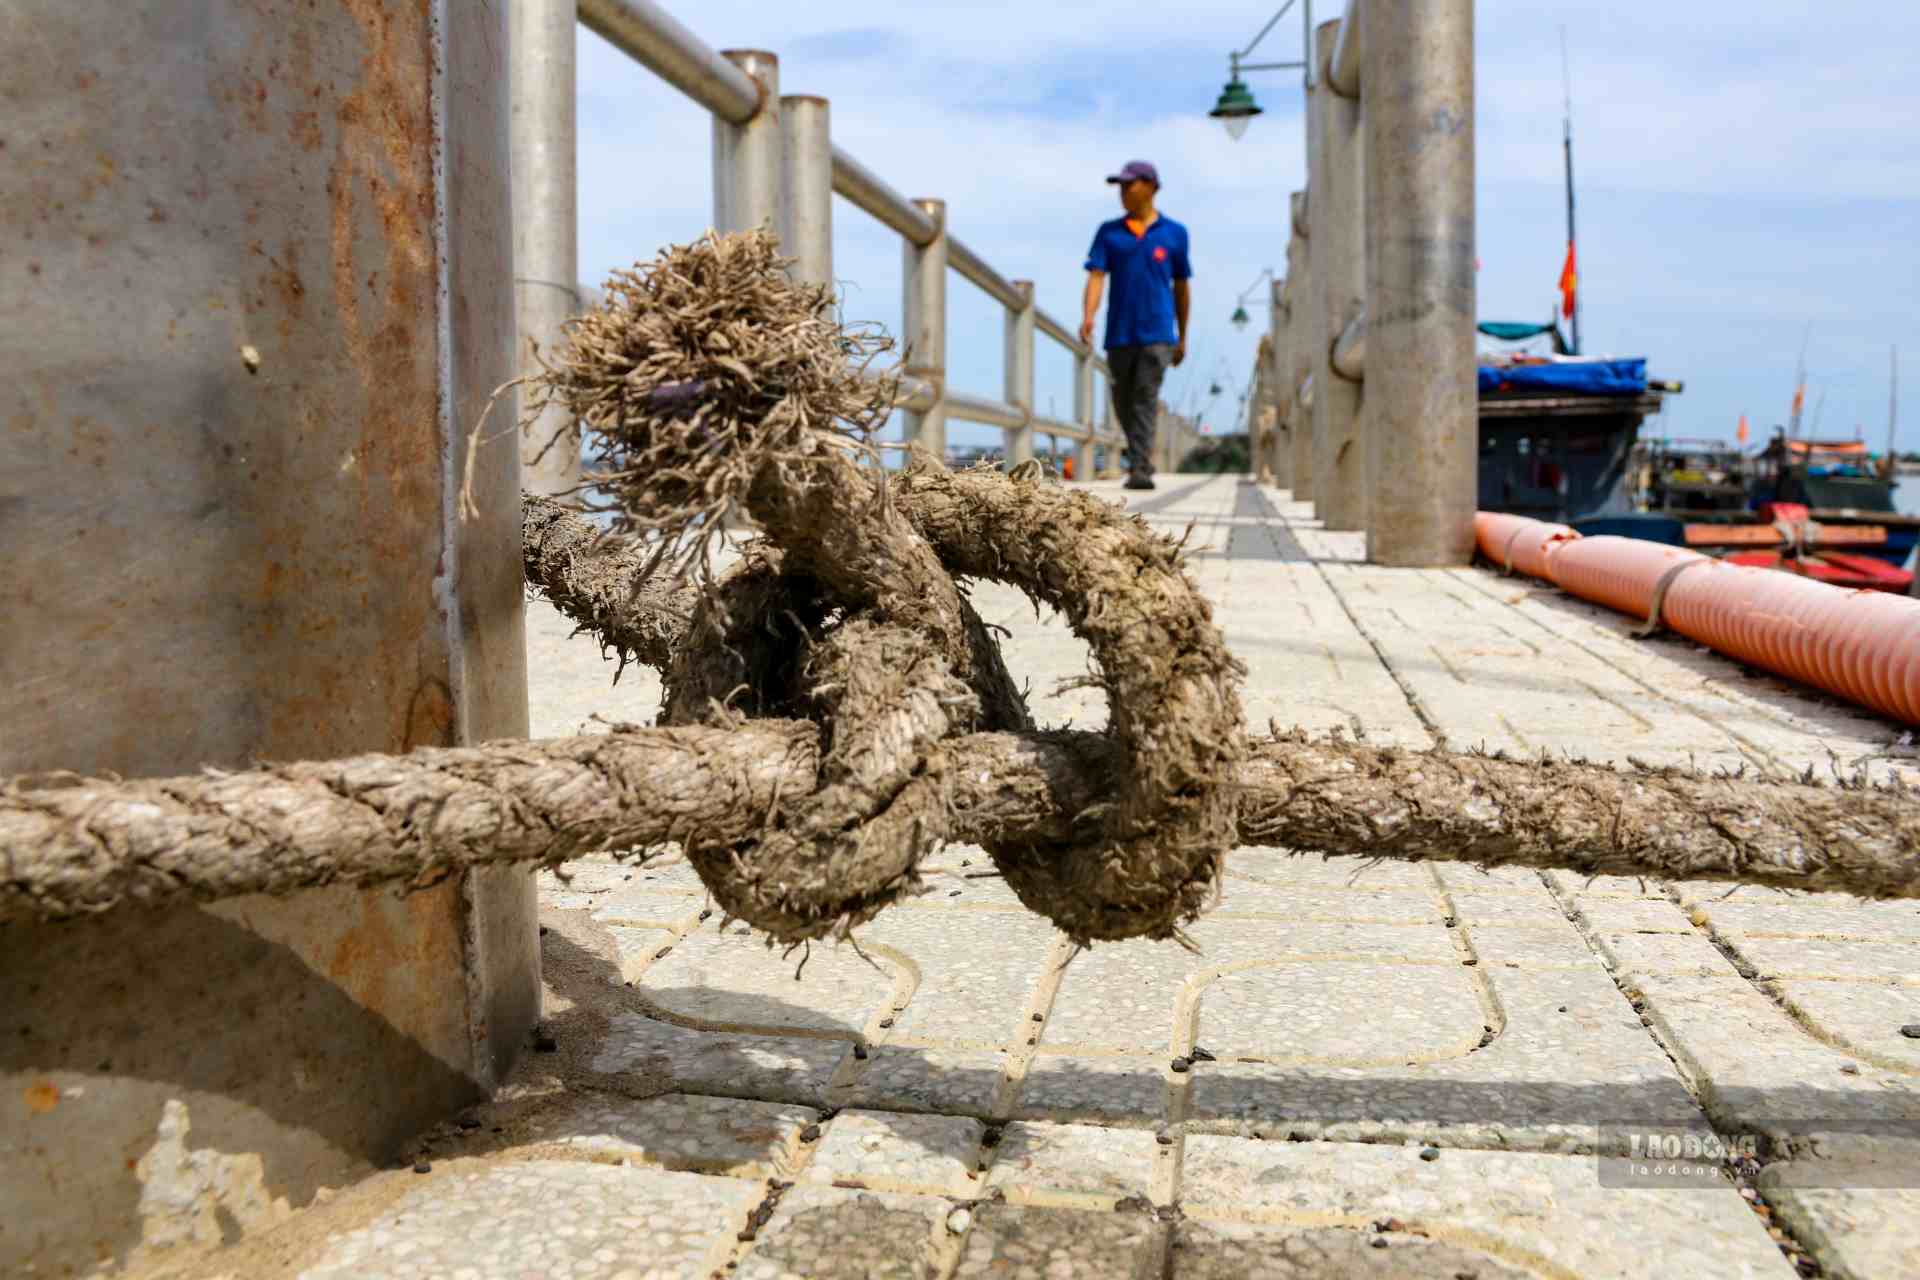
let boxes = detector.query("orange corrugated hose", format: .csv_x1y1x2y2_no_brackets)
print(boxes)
1472,513,1581,581
1472,514,1920,725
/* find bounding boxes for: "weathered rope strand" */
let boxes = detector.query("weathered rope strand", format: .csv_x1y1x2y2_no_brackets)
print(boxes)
6,726,1917,928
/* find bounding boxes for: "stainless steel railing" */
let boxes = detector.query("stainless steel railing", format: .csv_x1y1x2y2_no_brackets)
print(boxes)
543,0,1202,479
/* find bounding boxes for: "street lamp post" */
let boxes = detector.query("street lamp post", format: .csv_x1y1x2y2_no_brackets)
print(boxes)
1231,267,1278,330
1208,0,1314,140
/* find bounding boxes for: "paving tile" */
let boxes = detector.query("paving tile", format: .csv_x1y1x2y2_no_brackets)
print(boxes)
631,919,900,1035
1430,863,1555,895
587,1012,849,1106
853,907,1058,1046
1541,870,1673,899
802,1109,986,1196
846,1047,1006,1117
1718,936,1920,983
1194,959,1486,1064
1210,880,1441,922
1571,896,1700,933
1588,927,1745,979
1043,923,1460,1055
298,1161,757,1280
1440,890,1575,926
1632,973,1920,1152
1169,1220,1535,1279
1682,895,1920,943
1459,922,1606,970
951,1203,1166,1280
1765,980,1920,1070
1762,1180,1920,1280
899,851,1036,909
1016,1053,1167,1125
515,1092,813,1178
1179,1136,1794,1278
984,1120,1161,1207
1221,848,1436,893
735,1186,947,1280
1189,968,1699,1152
589,889,706,928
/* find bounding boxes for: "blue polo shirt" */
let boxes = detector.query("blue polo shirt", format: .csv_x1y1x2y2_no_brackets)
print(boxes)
1085,213,1191,349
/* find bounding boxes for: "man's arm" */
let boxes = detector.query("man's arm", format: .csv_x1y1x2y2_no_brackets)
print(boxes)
1079,270,1106,346
1171,278,1190,366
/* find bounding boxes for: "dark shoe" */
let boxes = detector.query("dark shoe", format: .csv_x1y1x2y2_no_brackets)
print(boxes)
1123,473,1156,491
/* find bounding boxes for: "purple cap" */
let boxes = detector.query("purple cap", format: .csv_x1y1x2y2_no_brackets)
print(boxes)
1105,160,1159,186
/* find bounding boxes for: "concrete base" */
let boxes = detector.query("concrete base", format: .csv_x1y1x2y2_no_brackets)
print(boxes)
2,876,538,1276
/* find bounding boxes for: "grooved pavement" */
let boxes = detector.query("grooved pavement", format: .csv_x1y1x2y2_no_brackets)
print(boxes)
162,477,1920,1280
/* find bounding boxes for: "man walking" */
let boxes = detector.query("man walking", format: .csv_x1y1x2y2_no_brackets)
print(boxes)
1079,160,1191,490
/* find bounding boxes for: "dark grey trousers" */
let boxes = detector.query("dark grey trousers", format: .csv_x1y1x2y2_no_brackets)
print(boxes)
1107,343,1174,476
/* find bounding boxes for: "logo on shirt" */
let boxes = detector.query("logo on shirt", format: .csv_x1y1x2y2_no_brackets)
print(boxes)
1153,246,1168,262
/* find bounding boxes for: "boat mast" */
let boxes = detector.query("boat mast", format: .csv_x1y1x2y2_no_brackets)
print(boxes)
1890,345,1900,459
1561,28,1580,356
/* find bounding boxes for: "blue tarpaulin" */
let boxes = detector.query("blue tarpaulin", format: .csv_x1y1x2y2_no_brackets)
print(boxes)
1478,358,1646,397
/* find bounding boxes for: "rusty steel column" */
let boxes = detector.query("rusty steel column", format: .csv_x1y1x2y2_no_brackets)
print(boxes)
0,4,538,1274
1311,18,1368,532
1365,0,1477,565
511,0,583,497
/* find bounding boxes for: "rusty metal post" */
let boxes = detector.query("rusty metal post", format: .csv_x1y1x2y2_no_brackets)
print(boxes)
1365,0,1477,564
511,0,583,497
902,198,949,462
0,4,538,1273
1311,18,1368,532
1005,280,1036,466
714,50,779,234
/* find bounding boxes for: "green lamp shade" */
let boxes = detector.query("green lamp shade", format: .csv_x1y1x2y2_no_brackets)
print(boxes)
1230,305,1250,329
1209,77,1262,139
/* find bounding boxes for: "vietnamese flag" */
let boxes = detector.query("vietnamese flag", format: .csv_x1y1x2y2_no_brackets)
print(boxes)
1737,414,1749,444
1558,242,1577,319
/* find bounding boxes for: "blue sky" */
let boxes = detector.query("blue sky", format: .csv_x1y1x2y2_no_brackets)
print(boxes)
575,1,1919,455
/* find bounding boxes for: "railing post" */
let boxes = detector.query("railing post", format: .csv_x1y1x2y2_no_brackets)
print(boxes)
1289,190,1315,505
902,198,948,464
778,95,832,290
1311,18,1368,532
510,0,581,497
1004,280,1035,466
1365,0,1477,565
1073,350,1096,482
1268,276,1293,488
713,50,779,234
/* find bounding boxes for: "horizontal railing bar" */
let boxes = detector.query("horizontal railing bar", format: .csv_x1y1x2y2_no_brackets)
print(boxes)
947,237,1024,311
1034,308,1098,361
890,373,938,413
946,390,1026,430
830,147,937,246
578,0,758,124
1032,415,1090,442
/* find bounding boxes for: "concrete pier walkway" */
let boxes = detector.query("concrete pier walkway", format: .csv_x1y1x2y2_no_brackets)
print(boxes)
158,476,1920,1280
